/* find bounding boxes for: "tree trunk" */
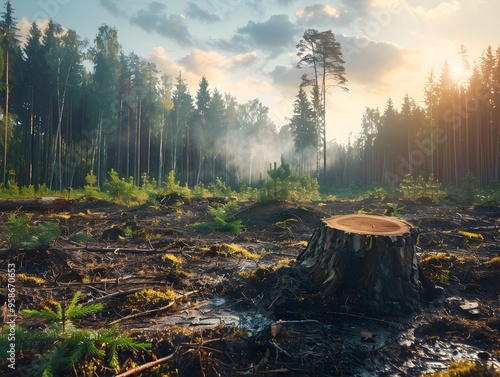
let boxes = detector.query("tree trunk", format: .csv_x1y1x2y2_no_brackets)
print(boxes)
296,214,427,314
0,197,69,211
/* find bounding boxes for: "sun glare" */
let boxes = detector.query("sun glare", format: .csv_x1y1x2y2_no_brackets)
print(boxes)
450,63,466,82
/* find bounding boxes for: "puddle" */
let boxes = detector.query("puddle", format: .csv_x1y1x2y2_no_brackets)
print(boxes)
151,296,273,335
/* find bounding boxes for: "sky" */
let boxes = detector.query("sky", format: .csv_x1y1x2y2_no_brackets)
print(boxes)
11,0,500,145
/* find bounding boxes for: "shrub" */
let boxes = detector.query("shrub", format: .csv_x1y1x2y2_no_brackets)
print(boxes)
190,201,243,234
2,214,61,249
104,169,141,205
263,156,320,201
83,171,101,199
163,170,191,197
397,174,444,201
459,171,479,204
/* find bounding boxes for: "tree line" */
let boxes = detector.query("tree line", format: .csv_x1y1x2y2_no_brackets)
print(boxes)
0,3,294,192
326,46,500,188
0,0,498,192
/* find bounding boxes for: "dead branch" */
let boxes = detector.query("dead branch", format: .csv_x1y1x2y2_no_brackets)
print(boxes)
87,288,146,303
63,246,158,253
114,352,175,377
109,290,198,325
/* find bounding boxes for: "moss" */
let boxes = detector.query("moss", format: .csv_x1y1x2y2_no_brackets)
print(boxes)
274,218,298,229
420,252,457,265
209,243,259,259
129,289,176,305
422,360,499,376
17,273,46,285
484,257,500,270
162,253,183,268
238,259,295,282
458,230,484,241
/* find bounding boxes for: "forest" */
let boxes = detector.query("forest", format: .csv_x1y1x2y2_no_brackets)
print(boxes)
2,3,500,376
0,3,498,195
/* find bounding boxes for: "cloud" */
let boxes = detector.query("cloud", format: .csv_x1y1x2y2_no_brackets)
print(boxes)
269,65,301,94
130,2,194,46
276,0,297,5
232,14,299,55
296,4,340,26
409,1,461,19
232,76,274,99
337,35,419,89
17,17,52,47
179,49,258,80
245,0,265,16
100,0,128,18
147,46,259,94
146,47,200,90
185,2,221,22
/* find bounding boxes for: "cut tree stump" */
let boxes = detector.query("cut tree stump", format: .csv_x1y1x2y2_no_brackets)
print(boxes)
296,214,425,314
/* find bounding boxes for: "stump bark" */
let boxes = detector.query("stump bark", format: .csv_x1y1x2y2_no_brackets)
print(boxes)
296,214,422,314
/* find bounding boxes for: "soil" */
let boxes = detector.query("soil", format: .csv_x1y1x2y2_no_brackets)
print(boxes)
1,196,500,376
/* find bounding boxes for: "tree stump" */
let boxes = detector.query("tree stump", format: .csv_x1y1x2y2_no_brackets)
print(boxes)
296,214,423,314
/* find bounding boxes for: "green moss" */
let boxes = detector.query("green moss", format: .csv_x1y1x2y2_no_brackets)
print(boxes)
210,243,259,259
422,360,499,376
129,289,176,305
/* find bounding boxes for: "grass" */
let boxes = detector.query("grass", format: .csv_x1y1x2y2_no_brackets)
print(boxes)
208,243,260,259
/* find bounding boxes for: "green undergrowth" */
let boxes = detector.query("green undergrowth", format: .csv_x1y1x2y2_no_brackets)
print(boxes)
190,201,243,234
1,169,499,207
0,291,149,376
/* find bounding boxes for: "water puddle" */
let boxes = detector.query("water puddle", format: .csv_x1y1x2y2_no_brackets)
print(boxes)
151,296,272,335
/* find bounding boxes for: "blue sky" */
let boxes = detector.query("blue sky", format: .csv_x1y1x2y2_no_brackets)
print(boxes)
12,0,500,144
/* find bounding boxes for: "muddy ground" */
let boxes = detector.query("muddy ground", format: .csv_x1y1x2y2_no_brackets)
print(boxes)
1,196,500,376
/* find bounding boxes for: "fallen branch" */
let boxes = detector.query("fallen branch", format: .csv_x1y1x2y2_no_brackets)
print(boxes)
327,311,405,329
109,290,198,325
114,352,175,377
0,197,69,211
87,288,146,303
60,246,160,253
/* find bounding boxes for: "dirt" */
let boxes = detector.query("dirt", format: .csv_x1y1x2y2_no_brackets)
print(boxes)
1,196,500,376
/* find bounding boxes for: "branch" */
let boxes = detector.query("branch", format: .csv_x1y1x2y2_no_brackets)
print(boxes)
114,352,175,377
108,290,198,325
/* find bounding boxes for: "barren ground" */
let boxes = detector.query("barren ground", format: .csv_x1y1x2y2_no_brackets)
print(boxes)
1,196,500,376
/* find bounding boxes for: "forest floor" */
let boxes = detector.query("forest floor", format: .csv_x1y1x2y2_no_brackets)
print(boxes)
1,196,500,376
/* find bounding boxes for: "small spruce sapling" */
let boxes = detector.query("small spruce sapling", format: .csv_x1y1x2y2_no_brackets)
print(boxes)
15,291,150,376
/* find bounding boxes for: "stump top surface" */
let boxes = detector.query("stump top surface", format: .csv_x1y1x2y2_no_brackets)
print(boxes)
324,214,411,236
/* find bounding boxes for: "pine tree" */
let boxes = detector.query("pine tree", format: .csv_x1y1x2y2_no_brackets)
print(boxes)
297,29,347,182
288,86,316,175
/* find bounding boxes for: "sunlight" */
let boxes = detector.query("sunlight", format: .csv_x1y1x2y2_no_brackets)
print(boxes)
450,62,466,83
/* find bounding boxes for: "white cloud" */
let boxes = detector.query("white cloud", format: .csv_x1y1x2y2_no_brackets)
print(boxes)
410,1,461,19
17,17,53,47
296,4,340,25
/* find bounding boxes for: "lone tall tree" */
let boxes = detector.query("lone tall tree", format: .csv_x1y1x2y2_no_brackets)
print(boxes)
297,29,347,181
